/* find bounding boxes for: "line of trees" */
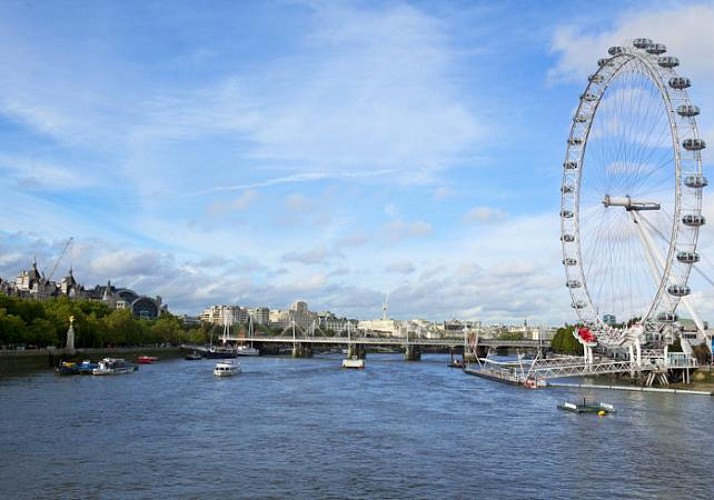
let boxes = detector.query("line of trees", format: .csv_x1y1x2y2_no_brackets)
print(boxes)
0,294,205,349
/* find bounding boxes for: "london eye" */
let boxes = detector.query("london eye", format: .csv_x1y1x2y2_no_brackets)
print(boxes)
560,38,707,350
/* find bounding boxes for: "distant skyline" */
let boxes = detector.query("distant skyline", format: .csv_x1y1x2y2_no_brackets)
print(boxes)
2,1,714,324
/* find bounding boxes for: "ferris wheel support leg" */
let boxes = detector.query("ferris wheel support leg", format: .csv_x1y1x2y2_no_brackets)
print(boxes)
628,344,636,377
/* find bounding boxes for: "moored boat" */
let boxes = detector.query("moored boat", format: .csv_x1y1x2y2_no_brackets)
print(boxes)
77,360,98,374
136,355,158,364
213,359,241,377
236,345,260,356
184,351,203,360
92,358,138,376
56,361,81,376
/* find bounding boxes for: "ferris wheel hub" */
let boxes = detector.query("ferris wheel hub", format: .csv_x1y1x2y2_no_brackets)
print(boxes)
602,195,660,211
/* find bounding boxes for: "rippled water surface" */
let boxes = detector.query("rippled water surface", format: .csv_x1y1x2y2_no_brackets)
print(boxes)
1,354,712,499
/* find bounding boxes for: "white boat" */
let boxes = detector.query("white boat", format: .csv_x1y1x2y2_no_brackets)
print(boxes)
92,358,138,376
342,356,365,369
236,345,260,356
213,360,241,377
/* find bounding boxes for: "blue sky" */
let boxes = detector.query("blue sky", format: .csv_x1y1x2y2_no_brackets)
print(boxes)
2,0,714,325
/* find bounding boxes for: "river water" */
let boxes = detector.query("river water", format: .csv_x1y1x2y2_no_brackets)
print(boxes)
1,353,712,499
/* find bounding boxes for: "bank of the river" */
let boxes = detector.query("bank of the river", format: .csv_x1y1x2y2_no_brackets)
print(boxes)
0,346,184,375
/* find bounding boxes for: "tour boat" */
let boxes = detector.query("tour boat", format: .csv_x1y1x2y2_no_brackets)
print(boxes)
213,359,241,377
136,355,158,364
341,356,365,369
236,345,260,356
184,351,203,360
92,358,138,376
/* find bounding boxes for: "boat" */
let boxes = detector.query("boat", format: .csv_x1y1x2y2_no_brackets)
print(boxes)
558,399,616,415
136,355,158,364
184,351,203,360
77,360,98,374
56,361,81,376
213,359,241,377
235,317,260,356
92,358,138,376
342,356,365,369
341,323,364,369
448,359,464,369
236,345,260,356
205,345,238,358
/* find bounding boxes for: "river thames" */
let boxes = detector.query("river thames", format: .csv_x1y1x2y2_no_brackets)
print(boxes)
1,353,712,499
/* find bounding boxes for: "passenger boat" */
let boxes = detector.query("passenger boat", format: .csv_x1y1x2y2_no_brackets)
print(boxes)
136,355,158,364
236,345,260,356
213,359,241,377
92,358,138,376
557,399,615,415
184,351,203,360
341,356,365,369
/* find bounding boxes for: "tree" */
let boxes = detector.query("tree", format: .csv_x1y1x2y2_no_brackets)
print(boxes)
551,325,583,355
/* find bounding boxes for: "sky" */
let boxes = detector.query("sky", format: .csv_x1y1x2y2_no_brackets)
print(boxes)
2,0,714,326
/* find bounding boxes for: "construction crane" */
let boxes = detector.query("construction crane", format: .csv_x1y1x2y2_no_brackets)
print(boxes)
46,237,74,282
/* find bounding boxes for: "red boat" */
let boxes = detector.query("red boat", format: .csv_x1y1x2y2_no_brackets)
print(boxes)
136,355,159,364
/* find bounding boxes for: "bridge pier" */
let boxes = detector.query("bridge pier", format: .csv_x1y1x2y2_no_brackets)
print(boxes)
404,345,421,361
291,343,313,358
346,344,365,359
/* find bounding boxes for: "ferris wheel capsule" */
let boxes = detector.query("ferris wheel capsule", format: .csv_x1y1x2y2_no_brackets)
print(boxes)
658,56,679,68
669,77,691,89
633,38,653,49
646,43,667,54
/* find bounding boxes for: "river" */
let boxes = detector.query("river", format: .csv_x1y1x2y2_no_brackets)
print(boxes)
0,353,712,499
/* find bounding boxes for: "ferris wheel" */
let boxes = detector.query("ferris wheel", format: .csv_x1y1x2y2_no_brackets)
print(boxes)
560,38,707,348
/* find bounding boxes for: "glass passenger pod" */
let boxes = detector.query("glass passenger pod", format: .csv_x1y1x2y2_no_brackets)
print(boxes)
633,38,653,50
566,280,582,288
667,285,691,297
682,138,706,151
580,93,598,102
560,210,574,219
669,77,691,90
684,174,708,188
597,58,610,68
567,138,583,146
646,43,667,55
676,251,700,264
564,161,578,170
561,234,575,243
656,311,678,322
608,46,624,56
588,74,604,83
682,214,706,227
574,114,588,123
677,104,700,117
571,301,587,310
563,258,577,266
657,56,679,68
561,184,574,194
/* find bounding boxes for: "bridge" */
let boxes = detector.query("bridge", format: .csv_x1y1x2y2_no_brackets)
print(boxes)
207,333,549,361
